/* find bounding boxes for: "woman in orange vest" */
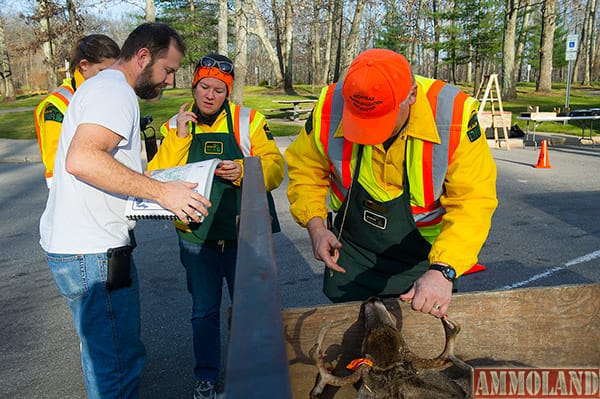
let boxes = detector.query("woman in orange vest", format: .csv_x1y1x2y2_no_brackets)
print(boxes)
286,49,497,316
34,34,120,188
148,54,284,399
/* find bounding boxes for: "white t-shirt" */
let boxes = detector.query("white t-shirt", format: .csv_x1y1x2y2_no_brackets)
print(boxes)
39,69,142,254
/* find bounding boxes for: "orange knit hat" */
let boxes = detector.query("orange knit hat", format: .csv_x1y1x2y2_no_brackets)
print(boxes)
341,49,413,145
192,55,234,94
192,67,234,94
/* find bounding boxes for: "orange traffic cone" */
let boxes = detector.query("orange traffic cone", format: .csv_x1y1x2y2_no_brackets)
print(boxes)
534,139,552,168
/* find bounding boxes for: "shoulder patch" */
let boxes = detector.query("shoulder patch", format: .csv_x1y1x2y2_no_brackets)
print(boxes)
304,112,314,135
466,111,482,142
263,123,274,140
43,105,64,123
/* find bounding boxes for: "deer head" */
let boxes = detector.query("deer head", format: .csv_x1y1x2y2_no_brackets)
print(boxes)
309,297,471,399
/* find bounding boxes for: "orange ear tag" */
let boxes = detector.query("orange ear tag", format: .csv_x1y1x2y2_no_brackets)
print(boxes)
346,358,374,370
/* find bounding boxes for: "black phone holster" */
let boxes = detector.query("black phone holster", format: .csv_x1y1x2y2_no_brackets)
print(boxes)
106,231,136,291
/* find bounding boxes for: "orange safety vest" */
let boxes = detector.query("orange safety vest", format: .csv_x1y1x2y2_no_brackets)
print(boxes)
315,75,472,242
34,79,75,187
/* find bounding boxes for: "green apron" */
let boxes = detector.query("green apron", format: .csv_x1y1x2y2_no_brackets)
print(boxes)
323,145,431,302
177,105,280,244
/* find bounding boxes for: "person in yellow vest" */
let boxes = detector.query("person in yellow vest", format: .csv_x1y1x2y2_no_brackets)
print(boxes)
286,49,498,317
34,34,120,188
148,53,284,399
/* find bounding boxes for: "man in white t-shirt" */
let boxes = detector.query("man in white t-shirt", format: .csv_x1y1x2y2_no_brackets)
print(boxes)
39,23,211,399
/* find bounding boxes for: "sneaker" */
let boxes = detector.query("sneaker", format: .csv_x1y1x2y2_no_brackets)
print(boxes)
194,380,216,399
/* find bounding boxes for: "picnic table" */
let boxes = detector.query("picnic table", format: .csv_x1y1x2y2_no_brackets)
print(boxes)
272,99,317,121
516,111,600,148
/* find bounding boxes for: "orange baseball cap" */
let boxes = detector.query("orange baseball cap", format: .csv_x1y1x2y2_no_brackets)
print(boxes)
342,49,413,145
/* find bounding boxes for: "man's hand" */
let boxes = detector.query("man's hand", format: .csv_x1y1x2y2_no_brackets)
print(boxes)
306,217,345,273
399,269,453,318
157,180,211,224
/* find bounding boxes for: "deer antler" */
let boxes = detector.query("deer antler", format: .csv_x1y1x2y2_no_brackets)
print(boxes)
410,317,472,373
309,318,371,399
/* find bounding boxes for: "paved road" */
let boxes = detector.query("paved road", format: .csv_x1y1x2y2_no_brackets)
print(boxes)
1,137,599,398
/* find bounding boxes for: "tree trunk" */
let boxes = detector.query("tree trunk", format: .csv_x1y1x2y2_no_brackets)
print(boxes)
339,0,365,78
145,0,156,22
516,0,532,82
581,0,597,85
536,0,556,93
320,0,334,85
38,0,55,89
311,0,321,86
247,0,283,87
432,0,440,79
502,0,518,100
66,0,84,38
0,19,16,101
232,0,247,104
218,0,228,55
283,0,294,93
331,0,343,82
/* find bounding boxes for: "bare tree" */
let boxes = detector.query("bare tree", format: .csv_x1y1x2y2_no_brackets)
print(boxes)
246,0,284,89
502,0,518,99
318,0,334,85
231,0,248,103
515,0,532,82
339,0,366,78
145,0,156,22
330,0,343,82
218,0,228,55
0,17,16,101
38,0,55,88
537,0,557,93
580,0,598,85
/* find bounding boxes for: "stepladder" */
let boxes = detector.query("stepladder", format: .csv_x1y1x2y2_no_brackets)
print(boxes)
477,74,510,150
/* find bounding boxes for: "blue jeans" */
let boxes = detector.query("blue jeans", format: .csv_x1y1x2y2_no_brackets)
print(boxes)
45,252,146,399
178,238,236,383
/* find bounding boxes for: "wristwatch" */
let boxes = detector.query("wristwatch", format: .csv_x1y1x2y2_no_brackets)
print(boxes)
429,264,457,282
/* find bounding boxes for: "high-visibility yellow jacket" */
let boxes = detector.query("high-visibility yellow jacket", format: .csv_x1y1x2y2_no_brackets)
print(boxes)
285,75,498,276
34,69,85,188
148,100,285,233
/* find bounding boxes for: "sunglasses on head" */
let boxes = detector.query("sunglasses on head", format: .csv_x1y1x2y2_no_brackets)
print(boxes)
200,56,234,74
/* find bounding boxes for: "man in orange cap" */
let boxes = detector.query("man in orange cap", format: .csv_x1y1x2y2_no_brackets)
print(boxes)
285,49,497,317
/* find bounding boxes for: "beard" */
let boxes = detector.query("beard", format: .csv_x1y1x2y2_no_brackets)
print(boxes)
134,63,164,100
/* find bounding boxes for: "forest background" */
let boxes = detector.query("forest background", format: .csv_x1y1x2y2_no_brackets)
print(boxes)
0,0,598,138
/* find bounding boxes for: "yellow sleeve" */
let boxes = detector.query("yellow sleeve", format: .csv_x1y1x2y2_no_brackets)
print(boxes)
285,122,332,227
41,119,62,175
147,122,192,171
35,103,63,175
246,112,284,191
428,107,498,276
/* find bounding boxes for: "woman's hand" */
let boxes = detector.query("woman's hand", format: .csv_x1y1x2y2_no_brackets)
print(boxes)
215,160,242,181
175,102,197,138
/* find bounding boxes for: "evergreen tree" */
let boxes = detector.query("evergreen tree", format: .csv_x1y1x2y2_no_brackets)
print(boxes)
156,0,221,70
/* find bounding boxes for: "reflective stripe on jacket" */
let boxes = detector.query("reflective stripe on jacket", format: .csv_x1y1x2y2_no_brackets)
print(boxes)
285,75,497,275
34,79,75,187
316,75,472,233
149,101,285,234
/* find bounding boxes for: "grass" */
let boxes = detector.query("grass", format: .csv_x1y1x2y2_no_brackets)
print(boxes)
1,82,598,140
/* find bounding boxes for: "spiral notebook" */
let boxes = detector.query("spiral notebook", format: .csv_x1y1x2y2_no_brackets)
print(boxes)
125,158,221,221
